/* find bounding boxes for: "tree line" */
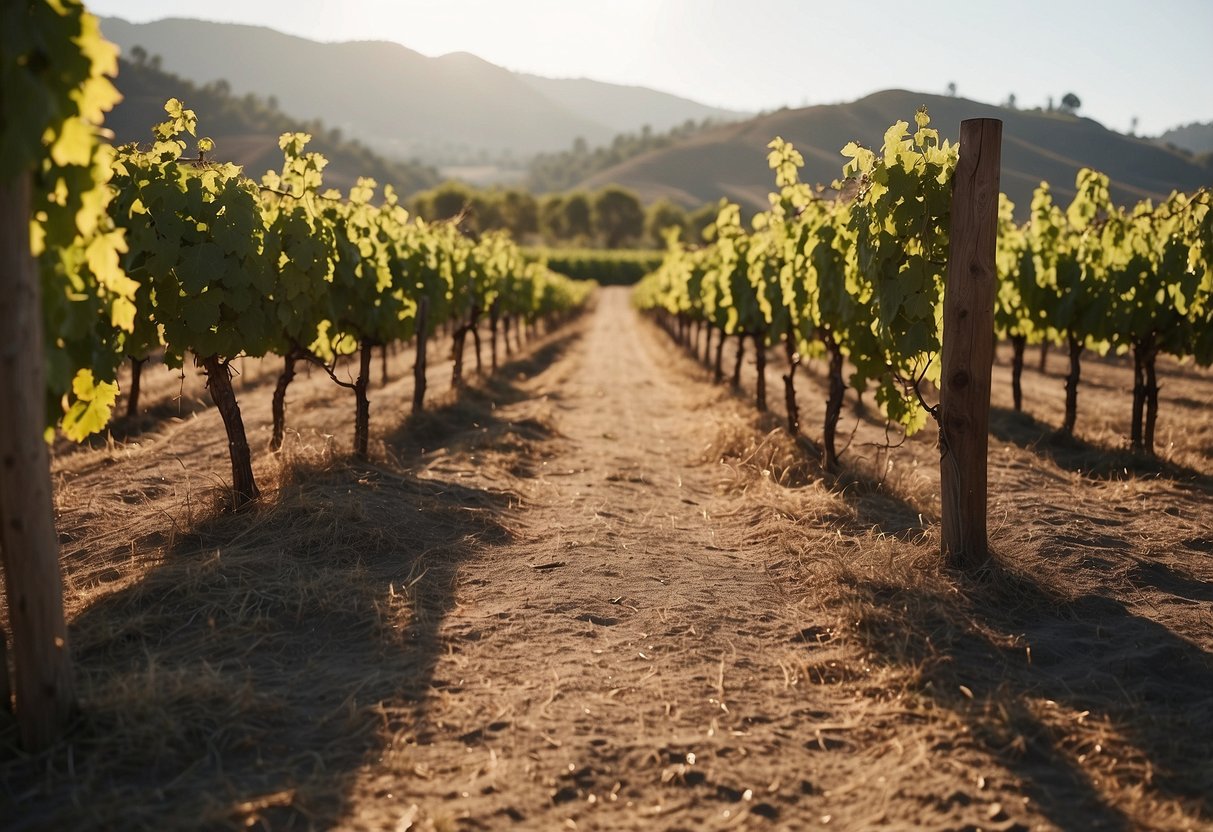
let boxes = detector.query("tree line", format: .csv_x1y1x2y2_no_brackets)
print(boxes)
409,181,722,249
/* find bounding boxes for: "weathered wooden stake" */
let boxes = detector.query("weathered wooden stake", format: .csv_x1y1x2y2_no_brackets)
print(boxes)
0,173,75,749
940,118,1002,569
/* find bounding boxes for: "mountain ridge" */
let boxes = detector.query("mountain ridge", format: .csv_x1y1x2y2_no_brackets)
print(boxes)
577,90,1213,218
97,16,748,163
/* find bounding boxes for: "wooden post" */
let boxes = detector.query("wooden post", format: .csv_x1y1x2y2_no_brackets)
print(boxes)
940,118,1001,569
0,173,75,748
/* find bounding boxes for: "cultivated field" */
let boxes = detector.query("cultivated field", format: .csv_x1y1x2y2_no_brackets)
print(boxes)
3,287,1212,831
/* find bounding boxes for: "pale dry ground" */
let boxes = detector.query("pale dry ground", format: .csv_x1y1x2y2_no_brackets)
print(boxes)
2,287,1212,831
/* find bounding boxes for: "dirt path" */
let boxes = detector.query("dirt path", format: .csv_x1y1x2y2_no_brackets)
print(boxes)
368,287,850,829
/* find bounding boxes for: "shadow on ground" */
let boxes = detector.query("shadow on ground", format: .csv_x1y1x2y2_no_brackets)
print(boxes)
0,327,580,831
989,406,1213,492
841,554,1213,830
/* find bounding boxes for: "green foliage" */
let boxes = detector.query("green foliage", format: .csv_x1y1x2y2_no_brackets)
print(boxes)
532,248,662,285
644,198,689,248
641,113,960,435
110,102,277,367
4,0,132,439
592,186,646,248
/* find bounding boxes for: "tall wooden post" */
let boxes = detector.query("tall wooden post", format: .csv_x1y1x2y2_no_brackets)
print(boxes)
0,173,76,748
940,118,1002,569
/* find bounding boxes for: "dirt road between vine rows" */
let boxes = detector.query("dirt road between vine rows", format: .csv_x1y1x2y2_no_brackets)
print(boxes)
7,286,1212,831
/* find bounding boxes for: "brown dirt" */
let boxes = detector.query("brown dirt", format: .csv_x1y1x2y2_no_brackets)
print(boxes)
3,287,1212,831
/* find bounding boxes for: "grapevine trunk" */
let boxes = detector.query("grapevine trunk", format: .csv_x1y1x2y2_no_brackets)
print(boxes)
126,356,147,418
452,324,469,388
782,322,800,435
1144,348,1159,456
490,302,500,372
754,333,767,411
270,350,298,451
1010,335,1026,412
470,307,483,376
202,355,260,507
353,339,372,460
732,334,745,389
1063,334,1082,435
823,332,845,471
413,296,429,415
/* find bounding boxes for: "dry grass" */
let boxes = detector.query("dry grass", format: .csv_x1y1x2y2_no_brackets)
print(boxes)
1,320,578,832
706,390,1213,830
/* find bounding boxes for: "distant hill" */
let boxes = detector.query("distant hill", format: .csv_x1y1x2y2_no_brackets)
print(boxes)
578,90,1213,218
1156,122,1213,156
97,17,747,164
517,74,743,137
527,118,727,193
106,60,440,195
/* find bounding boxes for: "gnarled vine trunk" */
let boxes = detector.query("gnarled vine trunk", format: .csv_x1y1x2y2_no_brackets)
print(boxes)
270,350,299,451
452,322,469,388
202,355,260,507
1010,335,1026,412
822,332,845,472
1062,333,1082,435
754,333,767,411
731,333,745,389
1143,338,1160,456
470,306,483,376
782,321,800,434
353,339,373,459
413,296,429,414
126,355,147,418
489,301,500,372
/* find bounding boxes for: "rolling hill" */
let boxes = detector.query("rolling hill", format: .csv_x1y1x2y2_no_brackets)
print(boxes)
1157,121,1213,156
105,60,440,195
578,90,1213,218
97,17,745,163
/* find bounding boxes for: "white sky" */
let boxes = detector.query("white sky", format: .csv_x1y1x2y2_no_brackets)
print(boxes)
88,0,1213,136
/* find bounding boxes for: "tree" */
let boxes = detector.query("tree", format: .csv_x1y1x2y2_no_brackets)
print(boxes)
539,193,567,241
1004,93,1017,109
644,198,688,248
130,44,147,65
497,189,538,239
592,187,645,248
1060,92,1082,114
561,191,594,242
946,81,957,97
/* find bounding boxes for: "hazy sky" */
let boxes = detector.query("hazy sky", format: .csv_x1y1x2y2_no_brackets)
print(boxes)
88,0,1213,136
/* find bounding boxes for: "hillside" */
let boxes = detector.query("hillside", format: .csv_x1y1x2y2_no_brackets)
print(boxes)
106,59,440,195
579,90,1213,217
1157,121,1213,156
97,17,746,163
518,74,743,136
